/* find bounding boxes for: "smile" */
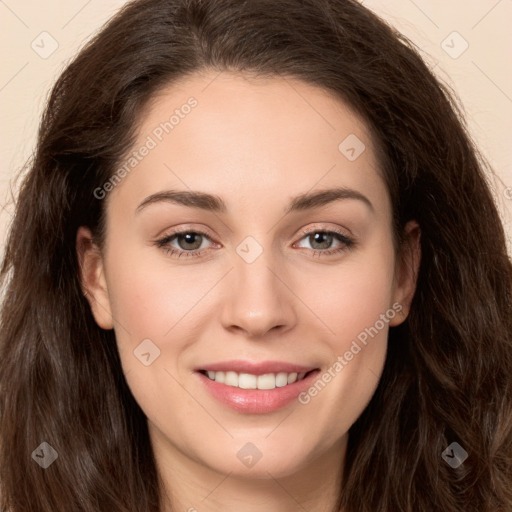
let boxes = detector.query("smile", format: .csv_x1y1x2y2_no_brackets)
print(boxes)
195,361,320,413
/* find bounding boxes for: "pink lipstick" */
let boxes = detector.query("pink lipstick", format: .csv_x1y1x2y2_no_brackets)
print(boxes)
195,360,320,413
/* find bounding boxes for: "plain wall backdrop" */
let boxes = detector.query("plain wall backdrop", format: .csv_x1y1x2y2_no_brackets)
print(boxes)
1,0,511,254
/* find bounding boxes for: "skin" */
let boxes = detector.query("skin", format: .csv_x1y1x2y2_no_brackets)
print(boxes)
77,71,420,512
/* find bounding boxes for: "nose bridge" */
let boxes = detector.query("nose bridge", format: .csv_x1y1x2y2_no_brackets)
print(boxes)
220,236,297,337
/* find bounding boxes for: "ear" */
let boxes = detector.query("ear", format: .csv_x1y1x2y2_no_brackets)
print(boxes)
76,226,114,330
389,220,421,327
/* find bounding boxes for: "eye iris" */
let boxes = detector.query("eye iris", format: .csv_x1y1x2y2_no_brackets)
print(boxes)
310,232,333,250
177,233,202,250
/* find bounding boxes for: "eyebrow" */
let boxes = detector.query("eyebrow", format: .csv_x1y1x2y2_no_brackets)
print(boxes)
285,187,374,214
135,187,374,215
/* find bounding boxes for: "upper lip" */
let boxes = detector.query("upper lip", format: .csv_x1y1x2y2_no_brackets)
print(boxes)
196,360,318,375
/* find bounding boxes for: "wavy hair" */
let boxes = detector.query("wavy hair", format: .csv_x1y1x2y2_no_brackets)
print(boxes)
1,0,511,510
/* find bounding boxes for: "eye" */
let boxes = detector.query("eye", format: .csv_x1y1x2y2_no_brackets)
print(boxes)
294,229,355,257
156,229,215,258
170,232,208,251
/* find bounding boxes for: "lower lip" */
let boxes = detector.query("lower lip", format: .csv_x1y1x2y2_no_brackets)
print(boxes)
196,370,320,414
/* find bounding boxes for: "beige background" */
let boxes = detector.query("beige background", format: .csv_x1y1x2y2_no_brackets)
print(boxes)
1,0,511,254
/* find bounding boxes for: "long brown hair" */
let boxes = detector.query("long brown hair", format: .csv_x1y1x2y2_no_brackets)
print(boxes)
1,0,511,510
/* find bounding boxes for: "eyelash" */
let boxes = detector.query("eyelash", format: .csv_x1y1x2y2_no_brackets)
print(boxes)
155,227,355,259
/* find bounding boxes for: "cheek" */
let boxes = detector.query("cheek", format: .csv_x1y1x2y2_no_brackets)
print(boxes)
104,250,228,387
299,242,396,348
104,257,213,409
106,254,218,337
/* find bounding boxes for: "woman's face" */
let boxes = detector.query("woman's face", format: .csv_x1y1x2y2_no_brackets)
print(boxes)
79,72,419,482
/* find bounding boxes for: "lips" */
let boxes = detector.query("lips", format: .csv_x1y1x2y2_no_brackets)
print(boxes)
194,360,320,413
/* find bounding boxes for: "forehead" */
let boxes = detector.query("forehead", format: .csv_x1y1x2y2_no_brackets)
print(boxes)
107,71,389,218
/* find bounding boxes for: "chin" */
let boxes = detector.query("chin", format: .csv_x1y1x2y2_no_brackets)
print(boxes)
197,437,320,479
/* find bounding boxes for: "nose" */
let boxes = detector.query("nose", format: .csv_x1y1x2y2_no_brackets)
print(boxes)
220,249,298,338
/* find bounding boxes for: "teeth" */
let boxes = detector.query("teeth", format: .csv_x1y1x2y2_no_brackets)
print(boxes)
275,372,288,387
239,373,257,389
224,371,238,387
203,370,309,390
287,372,298,384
